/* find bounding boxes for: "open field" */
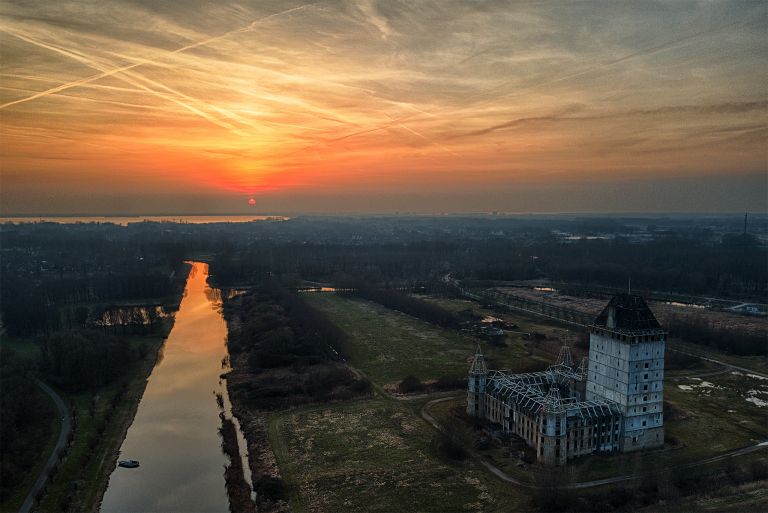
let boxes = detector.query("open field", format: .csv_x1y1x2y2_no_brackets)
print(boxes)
668,338,768,375
269,399,527,513
304,294,539,387
416,295,589,362
647,479,768,512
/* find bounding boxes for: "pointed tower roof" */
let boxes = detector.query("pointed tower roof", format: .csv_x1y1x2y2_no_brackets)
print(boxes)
543,385,563,413
555,345,574,368
469,344,487,374
593,294,662,333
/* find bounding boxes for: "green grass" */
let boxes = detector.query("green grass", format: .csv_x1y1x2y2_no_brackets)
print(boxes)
304,295,537,387
269,399,525,513
0,336,41,360
417,295,588,363
669,338,768,375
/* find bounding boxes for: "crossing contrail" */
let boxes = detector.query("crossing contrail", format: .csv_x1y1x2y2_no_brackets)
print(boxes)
0,28,247,133
0,2,318,110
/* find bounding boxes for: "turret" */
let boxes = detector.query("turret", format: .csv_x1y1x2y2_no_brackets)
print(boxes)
467,345,488,417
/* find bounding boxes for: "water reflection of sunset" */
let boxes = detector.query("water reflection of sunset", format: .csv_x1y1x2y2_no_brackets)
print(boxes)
101,261,236,512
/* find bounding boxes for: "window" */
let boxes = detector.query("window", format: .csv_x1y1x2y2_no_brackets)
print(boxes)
643,385,648,391
644,373,648,379
644,362,649,368
642,420,647,426
643,395,648,401
642,407,647,412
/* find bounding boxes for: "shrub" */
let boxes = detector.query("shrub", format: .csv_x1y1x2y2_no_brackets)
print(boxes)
254,476,286,501
398,374,425,394
434,375,467,390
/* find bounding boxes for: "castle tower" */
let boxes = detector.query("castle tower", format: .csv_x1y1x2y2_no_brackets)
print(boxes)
467,345,488,417
586,294,665,451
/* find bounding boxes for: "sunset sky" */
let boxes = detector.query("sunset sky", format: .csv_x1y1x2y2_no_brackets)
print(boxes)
1,0,766,214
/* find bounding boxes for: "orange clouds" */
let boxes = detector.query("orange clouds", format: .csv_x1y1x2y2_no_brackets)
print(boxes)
0,1,766,214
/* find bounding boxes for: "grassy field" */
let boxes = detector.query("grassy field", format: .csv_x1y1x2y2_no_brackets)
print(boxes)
416,295,588,363
0,336,42,360
668,338,768,375
304,294,540,387
269,399,526,513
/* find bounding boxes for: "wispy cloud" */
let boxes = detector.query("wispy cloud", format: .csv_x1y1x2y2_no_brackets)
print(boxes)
0,0,765,213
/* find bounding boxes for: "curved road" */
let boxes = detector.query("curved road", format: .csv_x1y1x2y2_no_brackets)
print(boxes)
421,395,768,490
20,379,71,513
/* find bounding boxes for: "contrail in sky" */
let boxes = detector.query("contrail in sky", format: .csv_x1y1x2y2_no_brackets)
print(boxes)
0,28,248,133
0,2,318,110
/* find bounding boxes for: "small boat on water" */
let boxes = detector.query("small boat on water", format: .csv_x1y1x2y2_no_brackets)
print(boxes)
118,459,140,468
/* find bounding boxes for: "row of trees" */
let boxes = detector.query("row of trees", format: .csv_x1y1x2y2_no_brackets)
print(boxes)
347,287,463,329
0,350,53,503
663,314,767,356
0,272,181,338
210,236,766,301
225,284,370,409
39,331,140,391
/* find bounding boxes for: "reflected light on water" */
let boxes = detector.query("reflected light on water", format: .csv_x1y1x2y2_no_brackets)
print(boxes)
101,261,246,513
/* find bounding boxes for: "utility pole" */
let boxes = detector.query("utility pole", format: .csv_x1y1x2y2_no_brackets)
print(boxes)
744,212,748,237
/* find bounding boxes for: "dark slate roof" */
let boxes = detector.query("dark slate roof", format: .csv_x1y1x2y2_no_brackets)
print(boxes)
593,294,662,332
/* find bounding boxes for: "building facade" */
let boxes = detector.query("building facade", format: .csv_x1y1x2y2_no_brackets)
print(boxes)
467,294,665,464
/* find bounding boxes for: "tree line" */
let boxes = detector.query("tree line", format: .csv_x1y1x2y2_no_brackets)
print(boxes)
39,331,143,391
224,283,371,410
0,350,53,503
663,313,766,356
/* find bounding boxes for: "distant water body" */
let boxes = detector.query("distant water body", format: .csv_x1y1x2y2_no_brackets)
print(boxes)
0,215,287,226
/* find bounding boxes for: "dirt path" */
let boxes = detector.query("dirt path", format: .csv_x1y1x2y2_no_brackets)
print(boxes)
20,380,71,513
419,395,768,490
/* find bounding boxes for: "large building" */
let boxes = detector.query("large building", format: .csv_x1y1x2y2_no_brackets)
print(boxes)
467,294,665,465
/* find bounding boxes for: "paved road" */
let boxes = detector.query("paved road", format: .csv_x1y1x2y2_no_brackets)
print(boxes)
20,380,71,513
420,395,768,490
668,346,768,379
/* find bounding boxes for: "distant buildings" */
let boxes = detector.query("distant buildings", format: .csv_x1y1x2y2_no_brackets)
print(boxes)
467,294,665,465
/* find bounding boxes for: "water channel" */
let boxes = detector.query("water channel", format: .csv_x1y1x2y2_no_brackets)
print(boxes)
101,262,251,512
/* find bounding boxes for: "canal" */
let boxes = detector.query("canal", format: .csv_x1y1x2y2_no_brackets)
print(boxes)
101,262,251,512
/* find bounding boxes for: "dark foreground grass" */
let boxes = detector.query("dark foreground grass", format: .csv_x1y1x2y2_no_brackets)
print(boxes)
269,399,525,513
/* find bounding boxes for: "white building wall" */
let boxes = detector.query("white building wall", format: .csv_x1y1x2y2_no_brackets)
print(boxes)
586,332,665,451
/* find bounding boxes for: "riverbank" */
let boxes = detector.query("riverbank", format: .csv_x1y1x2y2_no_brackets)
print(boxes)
35,264,192,512
86,329,170,511
224,329,289,513
35,326,171,512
